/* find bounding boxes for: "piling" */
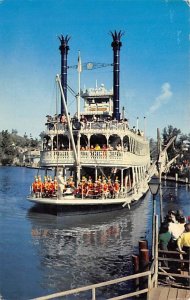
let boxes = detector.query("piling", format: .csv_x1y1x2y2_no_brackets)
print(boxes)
139,241,149,292
132,254,140,293
139,240,148,251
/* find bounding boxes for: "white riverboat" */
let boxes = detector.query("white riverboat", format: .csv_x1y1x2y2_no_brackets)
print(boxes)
27,31,154,207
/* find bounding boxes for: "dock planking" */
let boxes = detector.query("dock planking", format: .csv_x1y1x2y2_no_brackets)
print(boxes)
149,287,190,300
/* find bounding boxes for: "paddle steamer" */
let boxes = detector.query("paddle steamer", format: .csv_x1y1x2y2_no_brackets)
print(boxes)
28,31,153,207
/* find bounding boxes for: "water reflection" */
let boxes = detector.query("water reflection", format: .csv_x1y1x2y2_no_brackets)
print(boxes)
27,194,151,298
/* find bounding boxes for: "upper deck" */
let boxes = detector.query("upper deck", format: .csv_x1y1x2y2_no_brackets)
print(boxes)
81,84,113,116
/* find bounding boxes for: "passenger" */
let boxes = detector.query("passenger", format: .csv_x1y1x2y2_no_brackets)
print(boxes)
159,222,172,267
32,176,38,194
67,176,75,189
107,144,113,151
86,178,94,197
44,176,49,196
177,223,190,269
60,114,67,124
81,176,87,196
116,144,122,151
46,177,53,196
113,178,120,198
54,177,58,192
37,176,43,195
95,144,101,150
167,210,178,224
177,223,190,253
57,171,66,198
176,210,186,223
168,217,185,250
102,179,109,198
108,177,114,198
102,144,107,158
93,181,100,197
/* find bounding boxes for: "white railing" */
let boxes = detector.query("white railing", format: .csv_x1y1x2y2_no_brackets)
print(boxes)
33,270,152,300
40,150,150,167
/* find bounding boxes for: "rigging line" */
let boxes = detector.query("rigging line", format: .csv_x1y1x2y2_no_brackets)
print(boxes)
93,158,109,181
67,84,77,97
48,80,58,114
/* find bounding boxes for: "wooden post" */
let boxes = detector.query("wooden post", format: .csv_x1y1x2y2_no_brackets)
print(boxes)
154,215,159,288
139,249,149,291
132,255,139,294
139,240,148,251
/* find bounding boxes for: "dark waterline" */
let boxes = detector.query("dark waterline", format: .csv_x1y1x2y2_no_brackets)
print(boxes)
0,166,189,299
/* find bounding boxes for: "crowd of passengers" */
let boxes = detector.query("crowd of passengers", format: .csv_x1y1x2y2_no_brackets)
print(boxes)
159,209,190,269
31,175,121,199
167,160,190,178
45,114,144,136
43,140,126,151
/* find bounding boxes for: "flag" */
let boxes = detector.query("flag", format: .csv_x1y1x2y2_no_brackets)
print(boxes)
77,51,82,73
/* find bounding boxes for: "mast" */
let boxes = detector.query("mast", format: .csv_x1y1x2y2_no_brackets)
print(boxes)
77,51,82,186
58,34,70,115
77,51,82,120
56,74,78,165
111,30,123,121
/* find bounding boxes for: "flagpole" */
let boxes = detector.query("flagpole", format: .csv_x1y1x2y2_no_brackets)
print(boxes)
77,51,81,120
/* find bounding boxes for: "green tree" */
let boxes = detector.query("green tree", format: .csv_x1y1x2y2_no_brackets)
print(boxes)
0,130,17,165
162,125,181,160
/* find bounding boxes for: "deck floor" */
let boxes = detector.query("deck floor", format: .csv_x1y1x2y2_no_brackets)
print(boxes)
149,287,190,300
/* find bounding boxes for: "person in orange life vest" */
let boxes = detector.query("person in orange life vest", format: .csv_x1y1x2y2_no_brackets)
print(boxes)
67,176,75,189
32,176,38,193
97,176,103,195
107,177,113,197
37,176,43,194
54,177,58,191
93,181,99,196
102,179,109,197
46,177,53,195
44,176,49,195
50,179,56,194
81,176,87,195
36,176,42,193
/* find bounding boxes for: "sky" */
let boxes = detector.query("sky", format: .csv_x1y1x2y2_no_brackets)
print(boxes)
0,0,189,140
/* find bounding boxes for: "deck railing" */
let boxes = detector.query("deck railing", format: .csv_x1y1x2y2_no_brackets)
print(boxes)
40,150,149,167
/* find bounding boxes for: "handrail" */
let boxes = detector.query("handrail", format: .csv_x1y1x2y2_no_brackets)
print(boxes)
34,270,152,300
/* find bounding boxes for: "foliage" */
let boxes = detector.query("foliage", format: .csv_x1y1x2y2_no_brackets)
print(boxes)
162,125,190,162
0,129,40,165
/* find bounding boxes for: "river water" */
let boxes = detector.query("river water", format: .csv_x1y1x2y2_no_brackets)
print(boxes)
0,166,189,300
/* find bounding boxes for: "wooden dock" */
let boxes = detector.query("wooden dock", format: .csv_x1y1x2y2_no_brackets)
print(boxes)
149,287,190,300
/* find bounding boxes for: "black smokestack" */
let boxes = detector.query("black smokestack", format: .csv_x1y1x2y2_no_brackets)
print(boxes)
111,31,123,121
58,35,70,115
